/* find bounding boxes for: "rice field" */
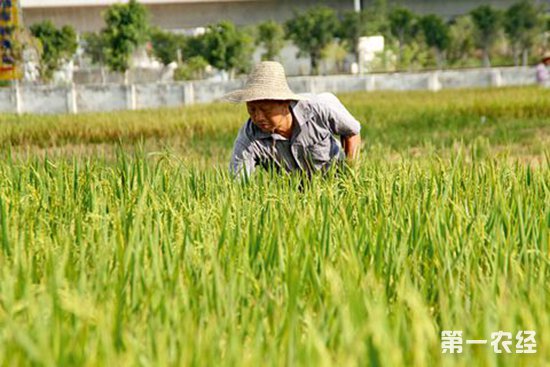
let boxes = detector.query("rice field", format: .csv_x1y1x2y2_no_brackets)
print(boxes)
0,87,549,366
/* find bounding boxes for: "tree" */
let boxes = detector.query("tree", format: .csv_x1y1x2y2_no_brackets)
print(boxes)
82,31,111,84
364,0,390,36
174,56,208,81
388,7,416,66
337,10,368,63
182,34,207,61
199,21,254,78
470,5,502,67
149,27,186,66
102,0,149,74
82,32,107,66
256,20,285,61
504,1,540,66
285,6,339,75
448,15,476,67
29,21,77,81
418,14,450,68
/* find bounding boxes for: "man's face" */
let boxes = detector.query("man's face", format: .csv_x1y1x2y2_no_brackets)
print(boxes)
246,100,290,133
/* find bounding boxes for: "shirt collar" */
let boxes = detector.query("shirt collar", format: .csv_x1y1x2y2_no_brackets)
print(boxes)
290,99,312,127
249,119,287,140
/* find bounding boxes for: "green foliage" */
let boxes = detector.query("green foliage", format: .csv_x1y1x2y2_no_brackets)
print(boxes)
320,42,348,74
285,6,339,75
396,41,431,71
29,21,77,82
198,21,254,76
174,55,208,81
102,0,149,73
182,34,207,60
388,7,416,43
82,32,107,65
388,7,417,64
418,14,450,67
504,1,541,66
447,15,476,67
256,20,285,61
149,27,186,66
363,0,390,36
470,5,502,67
0,88,549,366
419,14,450,51
336,10,369,58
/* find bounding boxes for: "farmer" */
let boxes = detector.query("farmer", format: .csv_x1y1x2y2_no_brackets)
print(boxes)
535,52,550,85
224,61,362,178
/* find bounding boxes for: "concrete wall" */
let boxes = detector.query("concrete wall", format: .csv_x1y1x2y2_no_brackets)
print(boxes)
77,85,128,113
0,67,543,115
0,88,15,113
73,67,174,85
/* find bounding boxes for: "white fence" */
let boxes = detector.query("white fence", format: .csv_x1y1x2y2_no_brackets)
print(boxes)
0,67,541,115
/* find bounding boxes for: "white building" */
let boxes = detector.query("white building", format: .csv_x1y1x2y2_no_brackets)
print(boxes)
21,0,354,32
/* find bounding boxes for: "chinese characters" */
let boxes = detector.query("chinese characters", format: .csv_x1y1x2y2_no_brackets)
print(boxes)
441,330,536,354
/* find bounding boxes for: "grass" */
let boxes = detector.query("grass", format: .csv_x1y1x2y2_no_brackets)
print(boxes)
1,86,549,162
0,87,549,366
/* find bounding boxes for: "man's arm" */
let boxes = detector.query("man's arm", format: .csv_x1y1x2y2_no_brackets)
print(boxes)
229,126,257,179
341,134,361,160
316,93,362,161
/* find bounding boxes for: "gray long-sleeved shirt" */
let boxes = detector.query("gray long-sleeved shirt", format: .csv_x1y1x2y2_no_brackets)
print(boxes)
229,93,361,177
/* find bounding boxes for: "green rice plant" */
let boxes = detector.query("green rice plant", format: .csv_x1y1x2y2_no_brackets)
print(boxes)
0,145,548,366
0,87,548,366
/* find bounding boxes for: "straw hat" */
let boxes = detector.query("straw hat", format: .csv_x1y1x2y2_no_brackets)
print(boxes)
543,51,550,63
222,61,307,103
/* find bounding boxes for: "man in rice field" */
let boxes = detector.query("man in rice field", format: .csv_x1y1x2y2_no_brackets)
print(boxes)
535,52,550,85
224,61,362,178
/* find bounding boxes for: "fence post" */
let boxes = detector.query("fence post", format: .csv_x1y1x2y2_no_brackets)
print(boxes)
365,75,375,91
490,69,502,87
13,80,22,115
126,84,137,110
67,83,78,114
183,82,195,105
428,71,441,92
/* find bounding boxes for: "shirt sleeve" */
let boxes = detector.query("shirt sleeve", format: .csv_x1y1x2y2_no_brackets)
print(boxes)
316,93,361,137
229,125,257,178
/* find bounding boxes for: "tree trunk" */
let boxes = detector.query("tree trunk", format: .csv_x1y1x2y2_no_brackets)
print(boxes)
398,42,403,69
398,32,404,68
483,46,491,68
513,50,519,67
435,49,445,69
522,49,528,67
310,51,319,75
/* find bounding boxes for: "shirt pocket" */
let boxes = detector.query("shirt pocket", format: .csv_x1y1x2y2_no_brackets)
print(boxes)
303,131,332,168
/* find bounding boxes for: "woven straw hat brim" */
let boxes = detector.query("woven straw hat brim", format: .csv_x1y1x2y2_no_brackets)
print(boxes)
223,87,308,103
222,61,307,103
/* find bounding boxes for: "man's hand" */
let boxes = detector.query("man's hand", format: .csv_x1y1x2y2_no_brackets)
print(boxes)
341,134,361,161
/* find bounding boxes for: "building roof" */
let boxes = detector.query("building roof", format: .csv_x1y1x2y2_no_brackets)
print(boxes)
21,0,255,8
